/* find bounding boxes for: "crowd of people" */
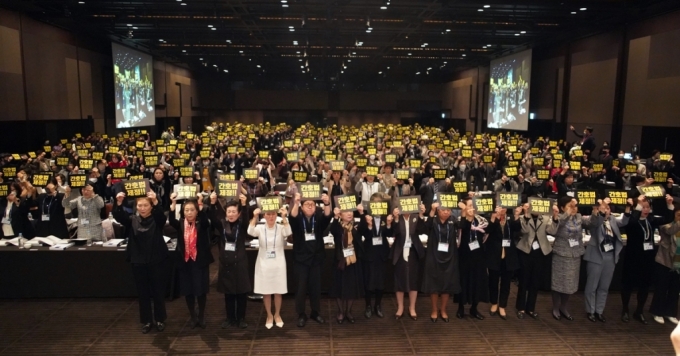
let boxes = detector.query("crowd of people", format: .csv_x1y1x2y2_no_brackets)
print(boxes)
1,121,679,336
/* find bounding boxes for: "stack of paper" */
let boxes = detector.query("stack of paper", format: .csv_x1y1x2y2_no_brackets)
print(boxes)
0,238,21,247
103,239,125,247
30,236,71,246
50,242,75,250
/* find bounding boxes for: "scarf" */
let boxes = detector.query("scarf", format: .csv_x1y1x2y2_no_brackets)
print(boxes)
184,219,198,262
342,221,356,267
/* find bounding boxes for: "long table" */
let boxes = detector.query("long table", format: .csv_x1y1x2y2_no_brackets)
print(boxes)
0,245,179,299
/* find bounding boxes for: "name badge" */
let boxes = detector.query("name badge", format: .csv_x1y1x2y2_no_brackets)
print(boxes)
202,178,208,182
225,242,236,251
438,242,449,252
266,251,276,259
372,237,383,245
433,194,438,201
469,240,480,250
1,217,10,225
643,242,654,251
249,200,256,206
42,214,50,222
81,219,89,225
532,240,540,250
404,239,412,249
568,239,578,247
603,243,614,252
343,247,355,257
566,191,575,197
502,239,511,247
305,233,316,241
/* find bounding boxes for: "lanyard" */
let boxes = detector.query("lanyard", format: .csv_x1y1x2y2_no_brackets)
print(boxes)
639,219,651,241
501,220,511,238
566,216,579,237
43,196,55,215
469,219,477,242
303,215,315,233
264,225,277,251
224,222,239,243
437,219,450,244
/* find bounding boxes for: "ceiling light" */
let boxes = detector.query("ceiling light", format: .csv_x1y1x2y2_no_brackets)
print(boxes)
299,59,302,61
289,26,294,28
78,1,85,4
301,66,304,68
176,0,181,1
515,33,520,36
487,44,492,46
226,40,231,43
483,46,487,48
571,11,577,14
379,71,382,74
427,67,432,70
281,0,287,2
416,72,420,75
348,59,351,62
446,29,451,32
239,50,243,53
387,66,390,69
223,69,228,73
296,51,300,54
256,65,261,68
341,71,344,73
208,25,213,28
478,9,483,12
127,24,132,26
213,64,217,67
483,5,490,8
212,28,216,31
366,30,371,33
462,54,466,57
181,2,186,5
182,50,186,52
159,39,163,41
521,31,526,34
290,28,295,32
132,27,138,29
380,6,387,10
580,7,587,11
293,41,298,45
443,62,447,64
408,53,412,55
282,4,288,7
199,58,203,60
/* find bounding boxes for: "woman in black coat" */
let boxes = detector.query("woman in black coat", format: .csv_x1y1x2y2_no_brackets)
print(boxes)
389,207,426,320
457,199,490,320
113,190,169,334
169,192,215,329
357,204,392,319
421,202,460,323
209,193,252,329
1,185,34,240
34,181,69,239
329,207,365,324
485,206,522,320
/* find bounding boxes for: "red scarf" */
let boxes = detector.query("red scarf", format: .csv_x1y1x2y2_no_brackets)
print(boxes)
184,219,198,262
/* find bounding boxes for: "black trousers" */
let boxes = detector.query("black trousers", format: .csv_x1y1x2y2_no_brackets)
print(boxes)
650,263,680,317
621,264,652,315
132,262,168,324
295,262,321,316
225,293,247,321
489,259,513,308
515,249,545,313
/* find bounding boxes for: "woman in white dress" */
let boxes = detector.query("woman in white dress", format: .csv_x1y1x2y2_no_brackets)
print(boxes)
247,206,291,329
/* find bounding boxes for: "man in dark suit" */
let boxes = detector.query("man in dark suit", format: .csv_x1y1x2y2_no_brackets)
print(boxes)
570,125,596,158
288,192,333,327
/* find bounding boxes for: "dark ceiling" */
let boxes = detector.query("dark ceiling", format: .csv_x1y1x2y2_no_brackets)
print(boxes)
3,0,680,87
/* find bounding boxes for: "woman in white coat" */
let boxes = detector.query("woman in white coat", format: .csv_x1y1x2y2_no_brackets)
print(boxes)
247,205,291,329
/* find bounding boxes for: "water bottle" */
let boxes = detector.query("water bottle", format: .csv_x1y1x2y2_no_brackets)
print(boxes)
18,233,24,248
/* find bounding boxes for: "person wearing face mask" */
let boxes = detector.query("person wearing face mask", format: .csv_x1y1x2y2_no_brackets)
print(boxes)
63,182,104,241
288,192,333,327
169,193,214,329
583,201,630,323
88,167,107,198
113,190,169,334
34,181,69,239
621,194,676,324
248,205,291,329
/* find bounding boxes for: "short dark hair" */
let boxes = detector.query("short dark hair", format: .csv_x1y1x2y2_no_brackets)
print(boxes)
558,196,573,211
585,126,593,134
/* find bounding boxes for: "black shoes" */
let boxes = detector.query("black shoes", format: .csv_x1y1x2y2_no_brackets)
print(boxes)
587,313,597,322
297,315,307,328
440,312,450,323
141,323,152,334
471,311,485,320
517,311,525,319
310,314,325,324
595,313,606,323
634,313,648,325
156,321,166,332
552,312,561,321
622,312,630,323
430,316,438,323
527,312,539,320
489,309,498,316
365,305,373,319
395,314,402,320
374,305,384,318
456,311,465,319
346,313,356,324
409,313,417,321
560,310,573,321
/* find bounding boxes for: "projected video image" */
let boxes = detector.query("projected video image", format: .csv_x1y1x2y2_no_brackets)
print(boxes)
487,49,532,131
113,43,155,128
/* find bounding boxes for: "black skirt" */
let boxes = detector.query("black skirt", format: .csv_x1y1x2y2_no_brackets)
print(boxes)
393,249,420,292
363,259,386,291
179,259,210,296
456,247,489,305
329,260,365,299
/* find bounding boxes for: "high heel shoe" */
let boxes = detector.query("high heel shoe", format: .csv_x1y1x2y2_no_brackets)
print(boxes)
409,313,417,321
552,312,561,321
430,315,438,323
265,317,274,329
275,316,284,328
440,312,449,323
395,314,402,320
489,309,498,316
560,310,573,321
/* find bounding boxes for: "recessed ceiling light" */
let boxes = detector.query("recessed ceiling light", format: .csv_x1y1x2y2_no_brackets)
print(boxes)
223,69,228,73
256,65,261,68
199,58,203,60
487,44,492,46
182,50,186,52
580,7,587,11
483,46,487,48
387,66,390,69
341,71,344,73
442,62,446,64
408,53,412,55
416,72,420,75
293,41,298,45
380,6,387,10
379,71,382,74
571,11,577,14
301,66,304,68
211,28,216,30
208,25,213,28
127,24,132,26
296,51,300,53
478,9,483,12
299,59,302,61
484,5,490,8
281,0,287,2
181,2,186,5
515,33,520,36
348,59,351,62
226,40,231,43
239,50,243,53
213,64,217,67
282,4,288,7
366,30,371,33
132,27,138,29
290,28,295,32
446,29,451,32
78,1,85,4
159,39,163,41
521,31,526,34
462,54,466,57
289,26,294,28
